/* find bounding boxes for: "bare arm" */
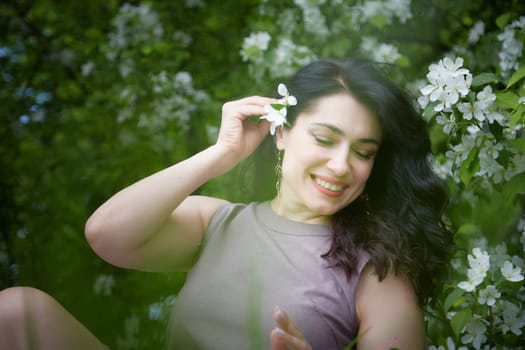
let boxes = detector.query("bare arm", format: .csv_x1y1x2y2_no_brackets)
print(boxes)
85,96,275,272
356,265,425,349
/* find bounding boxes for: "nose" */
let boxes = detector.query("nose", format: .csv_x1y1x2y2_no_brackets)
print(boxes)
326,147,350,177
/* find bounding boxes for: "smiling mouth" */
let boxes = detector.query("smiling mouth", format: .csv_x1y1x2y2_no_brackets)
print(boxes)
312,175,347,193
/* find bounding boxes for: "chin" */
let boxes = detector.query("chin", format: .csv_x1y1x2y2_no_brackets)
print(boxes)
308,202,345,217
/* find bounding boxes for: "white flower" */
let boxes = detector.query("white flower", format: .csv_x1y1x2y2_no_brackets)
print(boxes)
468,21,485,44
261,104,287,135
428,345,445,350
477,285,500,306
461,315,488,349
277,83,297,106
417,94,429,109
457,101,485,121
501,301,525,335
294,1,329,37
458,268,485,292
436,112,456,135
469,248,490,274
261,83,297,135
420,57,472,112
459,248,491,292
476,85,496,110
501,261,524,282
240,31,272,62
430,337,468,350
498,22,523,77
491,244,511,272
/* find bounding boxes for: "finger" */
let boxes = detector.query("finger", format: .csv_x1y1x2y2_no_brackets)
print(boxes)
222,96,279,115
221,102,268,121
273,306,305,339
231,95,279,106
270,327,312,350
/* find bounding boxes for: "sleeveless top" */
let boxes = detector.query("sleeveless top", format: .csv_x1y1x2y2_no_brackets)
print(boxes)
166,202,370,349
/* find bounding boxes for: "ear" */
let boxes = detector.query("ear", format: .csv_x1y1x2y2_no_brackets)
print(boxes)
274,127,286,151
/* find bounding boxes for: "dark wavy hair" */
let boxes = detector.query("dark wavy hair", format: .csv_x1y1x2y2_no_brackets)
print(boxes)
243,58,454,305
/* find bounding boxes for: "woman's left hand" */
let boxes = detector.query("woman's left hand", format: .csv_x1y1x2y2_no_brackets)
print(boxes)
269,306,312,350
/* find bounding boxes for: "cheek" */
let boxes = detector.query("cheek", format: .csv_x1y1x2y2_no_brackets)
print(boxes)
353,162,375,182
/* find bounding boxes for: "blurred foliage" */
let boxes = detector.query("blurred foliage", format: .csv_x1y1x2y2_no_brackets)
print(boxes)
1,0,524,348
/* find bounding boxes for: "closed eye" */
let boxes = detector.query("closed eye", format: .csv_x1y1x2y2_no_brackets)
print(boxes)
314,135,334,146
354,150,376,160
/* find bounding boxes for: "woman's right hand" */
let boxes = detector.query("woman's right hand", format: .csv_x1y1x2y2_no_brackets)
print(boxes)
215,96,276,163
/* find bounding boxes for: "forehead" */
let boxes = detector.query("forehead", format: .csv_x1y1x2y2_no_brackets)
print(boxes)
296,93,382,141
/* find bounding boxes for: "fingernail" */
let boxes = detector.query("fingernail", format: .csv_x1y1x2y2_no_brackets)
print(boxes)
275,327,285,335
276,305,284,319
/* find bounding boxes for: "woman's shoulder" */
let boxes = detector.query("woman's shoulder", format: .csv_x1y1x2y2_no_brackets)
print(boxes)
204,200,268,232
354,265,424,348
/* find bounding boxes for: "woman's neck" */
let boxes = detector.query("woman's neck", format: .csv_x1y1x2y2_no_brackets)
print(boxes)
269,197,332,224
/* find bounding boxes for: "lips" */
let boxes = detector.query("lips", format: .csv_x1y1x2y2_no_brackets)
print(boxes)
311,175,348,197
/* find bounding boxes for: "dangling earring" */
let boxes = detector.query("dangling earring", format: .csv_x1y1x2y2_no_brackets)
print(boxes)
275,150,283,198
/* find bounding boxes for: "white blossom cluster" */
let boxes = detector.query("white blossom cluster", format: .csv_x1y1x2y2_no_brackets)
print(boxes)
293,0,329,38
107,3,164,58
419,57,472,113
418,56,524,185
354,0,413,26
139,71,209,135
360,37,401,64
116,314,140,350
497,16,525,78
241,0,412,80
428,336,468,350
447,244,525,349
105,3,166,80
114,71,208,151
173,30,193,47
240,31,316,79
93,273,115,296
240,31,272,63
268,38,316,78
468,21,485,45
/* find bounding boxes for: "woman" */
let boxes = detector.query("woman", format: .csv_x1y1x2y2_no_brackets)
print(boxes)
0,58,453,349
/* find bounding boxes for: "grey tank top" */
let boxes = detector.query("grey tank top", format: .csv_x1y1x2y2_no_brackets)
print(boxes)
166,202,369,350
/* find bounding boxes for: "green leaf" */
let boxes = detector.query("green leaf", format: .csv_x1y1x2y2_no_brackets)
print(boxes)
141,45,154,55
344,330,368,349
495,91,520,109
506,66,525,89
423,101,439,121
472,72,499,87
509,137,525,151
396,55,411,68
459,148,480,186
456,223,481,237
444,288,466,312
496,13,511,29
509,104,525,128
450,308,472,339
369,14,387,28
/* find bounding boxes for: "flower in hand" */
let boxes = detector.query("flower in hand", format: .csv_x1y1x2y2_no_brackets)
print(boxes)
261,83,297,135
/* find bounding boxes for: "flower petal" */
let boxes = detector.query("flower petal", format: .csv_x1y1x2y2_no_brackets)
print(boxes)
278,83,288,96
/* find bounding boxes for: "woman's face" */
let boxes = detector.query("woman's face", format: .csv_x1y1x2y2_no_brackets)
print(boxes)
275,93,382,223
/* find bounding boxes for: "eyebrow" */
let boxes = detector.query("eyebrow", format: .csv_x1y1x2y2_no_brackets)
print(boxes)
311,122,381,146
